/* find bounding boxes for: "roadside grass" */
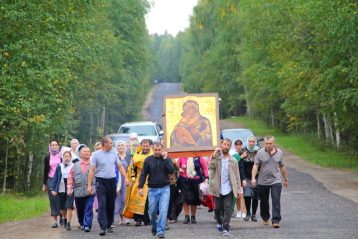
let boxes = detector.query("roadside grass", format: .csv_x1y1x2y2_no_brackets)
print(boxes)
230,116,358,171
0,194,49,223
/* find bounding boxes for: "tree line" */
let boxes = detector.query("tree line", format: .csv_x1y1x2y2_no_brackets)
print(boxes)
149,33,182,83
0,0,152,193
156,0,358,151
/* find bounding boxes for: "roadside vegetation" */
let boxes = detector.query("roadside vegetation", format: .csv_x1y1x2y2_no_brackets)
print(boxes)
0,0,152,193
153,0,358,170
0,194,49,223
232,116,358,171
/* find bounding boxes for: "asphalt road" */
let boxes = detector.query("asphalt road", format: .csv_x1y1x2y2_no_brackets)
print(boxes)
145,82,184,124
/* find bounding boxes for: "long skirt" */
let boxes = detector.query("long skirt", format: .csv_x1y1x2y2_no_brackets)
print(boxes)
178,176,201,206
47,177,60,216
114,184,126,215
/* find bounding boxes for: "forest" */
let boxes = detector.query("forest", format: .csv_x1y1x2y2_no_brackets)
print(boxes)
152,0,358,150
0,0,152,193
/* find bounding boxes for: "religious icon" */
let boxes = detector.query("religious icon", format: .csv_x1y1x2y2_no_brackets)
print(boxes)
163,93,220,155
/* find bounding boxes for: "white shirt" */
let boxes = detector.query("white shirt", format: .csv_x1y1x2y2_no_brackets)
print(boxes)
220,156,232,195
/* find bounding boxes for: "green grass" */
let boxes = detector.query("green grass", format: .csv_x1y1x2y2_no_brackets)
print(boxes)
230,116,358,171
0,194,49,223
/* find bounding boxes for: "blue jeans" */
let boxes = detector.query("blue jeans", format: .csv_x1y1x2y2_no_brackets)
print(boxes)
148,186,170,236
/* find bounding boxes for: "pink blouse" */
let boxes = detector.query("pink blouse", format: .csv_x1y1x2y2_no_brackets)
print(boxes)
177,157,209,179
48,155,61,178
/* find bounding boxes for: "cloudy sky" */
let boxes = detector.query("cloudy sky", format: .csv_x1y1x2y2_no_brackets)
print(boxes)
145,0,198,36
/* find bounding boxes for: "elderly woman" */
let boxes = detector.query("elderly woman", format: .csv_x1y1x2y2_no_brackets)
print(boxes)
114,140,131,224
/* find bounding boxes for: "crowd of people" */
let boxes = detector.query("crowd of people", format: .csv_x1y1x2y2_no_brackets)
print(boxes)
43,134,288,238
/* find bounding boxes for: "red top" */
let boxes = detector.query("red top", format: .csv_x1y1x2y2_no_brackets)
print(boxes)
177,157,209,179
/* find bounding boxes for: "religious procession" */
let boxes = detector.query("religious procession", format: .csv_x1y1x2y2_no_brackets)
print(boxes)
43,103,288,238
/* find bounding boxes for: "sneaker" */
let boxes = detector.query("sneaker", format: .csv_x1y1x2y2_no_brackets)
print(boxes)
51,222,58,228
251,215,257,222
272,222,280,228
59,218,64,226
110,224,115,228
241,212,247,219
107,227,113,233
222,229,230,236
84,227,91,232
63,219,67,228
99,228,106,236
151,229,157,236
236,211,242,218
263,220,269,225
66,223,71,231
216,224,223,233
190,216,197,224
165,224,169,230
158,233,165,238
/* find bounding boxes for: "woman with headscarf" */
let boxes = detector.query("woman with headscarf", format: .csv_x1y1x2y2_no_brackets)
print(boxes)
239,135,260,222
43,139,62,228
177,156,209,224
114,140,131,225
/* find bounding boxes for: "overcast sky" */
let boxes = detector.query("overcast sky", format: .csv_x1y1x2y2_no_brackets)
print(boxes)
145,0,198,36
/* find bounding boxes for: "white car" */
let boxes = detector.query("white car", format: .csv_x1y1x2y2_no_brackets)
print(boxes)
221,128,263,155
118,121,163,143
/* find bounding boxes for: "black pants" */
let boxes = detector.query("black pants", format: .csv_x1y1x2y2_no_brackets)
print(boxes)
214,192,233,231
258,183,282,223
168,184,182,220
96,177,116,229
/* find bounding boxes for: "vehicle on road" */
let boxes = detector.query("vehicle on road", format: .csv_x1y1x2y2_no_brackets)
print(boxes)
108,133,131,147
118,121,163,143
221,128,263,155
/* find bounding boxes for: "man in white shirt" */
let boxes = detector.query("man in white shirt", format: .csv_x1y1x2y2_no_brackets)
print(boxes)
209,139,242,236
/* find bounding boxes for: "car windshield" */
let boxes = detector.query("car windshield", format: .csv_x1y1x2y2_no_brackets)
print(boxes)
110,135,129,142
222,130,254,147
119,125,156,136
